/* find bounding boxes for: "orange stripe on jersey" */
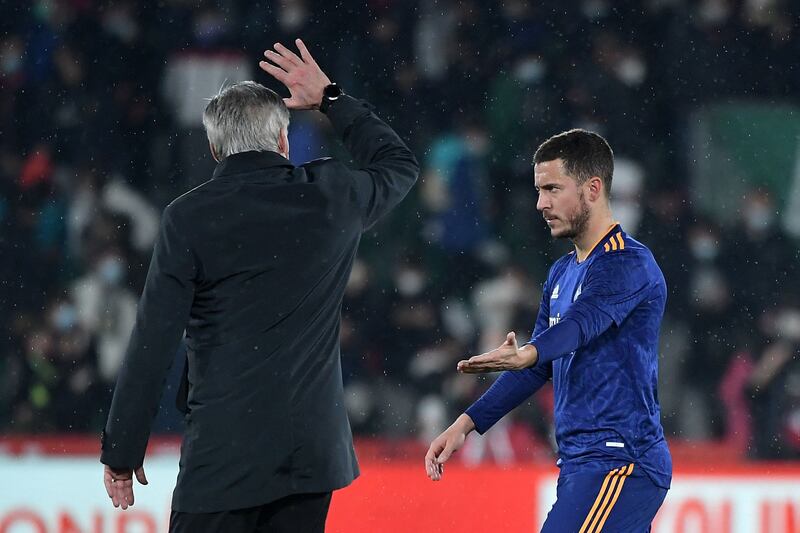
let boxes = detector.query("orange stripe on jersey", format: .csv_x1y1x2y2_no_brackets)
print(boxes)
578,467,621,533
603,243,610,252
609,236,618,251
615,233,625,250
590,463,634,533
586,223,620,257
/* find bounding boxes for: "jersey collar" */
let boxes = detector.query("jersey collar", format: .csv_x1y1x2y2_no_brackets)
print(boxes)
576,222,621,263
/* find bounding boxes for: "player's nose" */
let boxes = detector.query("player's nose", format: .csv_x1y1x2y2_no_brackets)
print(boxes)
536,195,549,212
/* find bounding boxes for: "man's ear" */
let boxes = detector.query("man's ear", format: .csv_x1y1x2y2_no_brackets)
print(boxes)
278,128,289,158
209,142,220,163
586,176,604,203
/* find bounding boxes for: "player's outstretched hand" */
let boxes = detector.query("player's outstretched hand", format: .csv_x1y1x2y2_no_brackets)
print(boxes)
457,331,538,373
424,414,475,481
258,39,332,110
103,464,148,510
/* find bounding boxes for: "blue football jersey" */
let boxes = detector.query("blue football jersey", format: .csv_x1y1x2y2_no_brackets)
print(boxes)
466,224,672,488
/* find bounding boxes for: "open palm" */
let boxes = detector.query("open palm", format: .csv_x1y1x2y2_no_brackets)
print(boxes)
258,39,332,110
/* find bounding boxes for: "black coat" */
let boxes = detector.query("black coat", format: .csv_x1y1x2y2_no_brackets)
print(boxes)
100,95,419,513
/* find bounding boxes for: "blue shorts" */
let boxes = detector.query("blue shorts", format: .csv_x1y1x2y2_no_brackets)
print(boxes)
541,463,667,533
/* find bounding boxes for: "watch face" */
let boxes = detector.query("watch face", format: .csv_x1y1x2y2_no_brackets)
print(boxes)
324,84,342,99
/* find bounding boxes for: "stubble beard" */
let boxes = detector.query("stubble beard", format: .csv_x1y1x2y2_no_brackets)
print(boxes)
556,191,591,241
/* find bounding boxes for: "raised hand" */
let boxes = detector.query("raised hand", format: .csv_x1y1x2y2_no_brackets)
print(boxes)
258,39,332,110
456,332,538,373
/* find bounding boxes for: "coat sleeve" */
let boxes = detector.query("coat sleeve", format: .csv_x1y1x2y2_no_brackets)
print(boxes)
324,95,419,229
100,204,196,469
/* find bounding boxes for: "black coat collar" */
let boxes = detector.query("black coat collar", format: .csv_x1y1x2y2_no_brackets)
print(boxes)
212,151,294,179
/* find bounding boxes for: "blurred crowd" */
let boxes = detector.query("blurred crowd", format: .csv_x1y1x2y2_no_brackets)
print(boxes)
2,0,799,461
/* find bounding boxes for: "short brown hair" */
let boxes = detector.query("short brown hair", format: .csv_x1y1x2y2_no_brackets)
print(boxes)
533,129,614,195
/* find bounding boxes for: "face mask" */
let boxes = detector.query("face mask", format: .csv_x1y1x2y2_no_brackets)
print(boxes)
54,304,77,332
690,235,719,261
396,270,425,297
98,256,125,286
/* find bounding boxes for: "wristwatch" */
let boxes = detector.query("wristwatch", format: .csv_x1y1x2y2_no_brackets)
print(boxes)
319,83,343,114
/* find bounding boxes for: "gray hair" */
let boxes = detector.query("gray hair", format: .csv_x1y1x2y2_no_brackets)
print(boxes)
202,81,290,159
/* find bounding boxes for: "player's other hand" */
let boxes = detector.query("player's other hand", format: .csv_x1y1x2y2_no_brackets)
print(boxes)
103,464,148,510
258,39,332,110
425,414,475,481
457,331,538,373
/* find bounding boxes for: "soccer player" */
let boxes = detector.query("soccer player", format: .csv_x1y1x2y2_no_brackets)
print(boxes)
425,129,671,532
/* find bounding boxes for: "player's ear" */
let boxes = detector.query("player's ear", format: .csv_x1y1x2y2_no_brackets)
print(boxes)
586,176,604,202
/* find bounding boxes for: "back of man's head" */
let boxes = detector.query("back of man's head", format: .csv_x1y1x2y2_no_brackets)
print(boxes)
533,129,614,197
202,81,290,160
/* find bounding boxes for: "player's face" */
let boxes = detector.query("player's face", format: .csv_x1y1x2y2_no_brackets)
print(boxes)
534,159,590,240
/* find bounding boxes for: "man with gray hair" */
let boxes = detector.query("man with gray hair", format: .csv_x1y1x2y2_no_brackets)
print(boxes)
202,80,291,159
100,39,419,532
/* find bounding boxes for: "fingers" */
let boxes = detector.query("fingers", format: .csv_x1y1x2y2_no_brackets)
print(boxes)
104,465,138,509
424,448,436,479
263,49,294,71
120,483,134,509
274,42,303,66
103,475,114,499
437,442,456,465
111,478,134,509
295,38,317,65
457,358,480,372
464,352,497,367
431,461,444,481
258,60,288,83
426,454,444,481
457,357,501,373
429,442,454,480
425,438,446,480
135,466,148,485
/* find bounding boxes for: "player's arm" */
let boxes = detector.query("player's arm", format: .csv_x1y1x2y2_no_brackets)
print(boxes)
461,252,653,373
259,39,419,229
425,282,553,481
530,251,653,365
100,204,196,508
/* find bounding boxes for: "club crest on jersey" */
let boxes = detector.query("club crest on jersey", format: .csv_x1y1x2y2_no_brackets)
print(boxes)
551,284,560,300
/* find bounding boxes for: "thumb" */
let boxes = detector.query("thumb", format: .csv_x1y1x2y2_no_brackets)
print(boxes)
135,466,148,485
506,331,516,345
437,443,455,464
